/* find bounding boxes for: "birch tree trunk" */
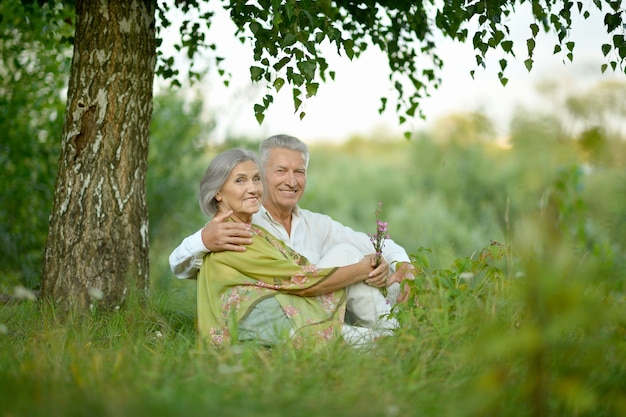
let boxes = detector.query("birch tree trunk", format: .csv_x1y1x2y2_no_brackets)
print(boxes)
41,0,156,311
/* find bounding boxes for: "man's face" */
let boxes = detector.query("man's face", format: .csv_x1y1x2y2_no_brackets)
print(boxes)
263,148,307,214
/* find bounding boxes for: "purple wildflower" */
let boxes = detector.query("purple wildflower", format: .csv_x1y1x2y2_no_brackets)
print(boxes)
369,202,388,267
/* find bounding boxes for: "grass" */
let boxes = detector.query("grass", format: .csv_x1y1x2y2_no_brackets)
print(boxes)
3,127,626,416
0,291,450,417
2,226,625,417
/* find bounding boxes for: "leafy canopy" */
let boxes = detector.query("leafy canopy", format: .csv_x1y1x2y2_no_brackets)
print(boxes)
158,0,626,132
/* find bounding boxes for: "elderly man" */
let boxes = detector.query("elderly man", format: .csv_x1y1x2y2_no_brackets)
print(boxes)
170,134,415,344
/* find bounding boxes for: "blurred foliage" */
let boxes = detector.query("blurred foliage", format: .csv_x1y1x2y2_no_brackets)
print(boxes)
146,93,261,298
147,89,214,294
0,1,73,290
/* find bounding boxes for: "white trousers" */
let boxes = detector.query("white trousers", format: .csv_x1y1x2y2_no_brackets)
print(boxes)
317,243,399,346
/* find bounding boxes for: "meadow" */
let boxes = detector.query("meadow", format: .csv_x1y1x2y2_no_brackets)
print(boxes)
2,91,626,416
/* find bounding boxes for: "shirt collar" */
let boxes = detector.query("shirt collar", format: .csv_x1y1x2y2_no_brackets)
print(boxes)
258,204,300,222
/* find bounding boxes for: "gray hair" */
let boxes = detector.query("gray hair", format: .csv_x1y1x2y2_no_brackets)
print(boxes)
199,148,262,217
259,134,309,169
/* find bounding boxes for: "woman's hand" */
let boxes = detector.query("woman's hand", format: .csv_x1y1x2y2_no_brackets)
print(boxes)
363,255,389,287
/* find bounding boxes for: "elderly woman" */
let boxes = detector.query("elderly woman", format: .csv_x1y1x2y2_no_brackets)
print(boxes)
196,148,384,347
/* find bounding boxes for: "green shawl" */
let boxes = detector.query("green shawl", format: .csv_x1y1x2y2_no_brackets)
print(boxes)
197,223,347,347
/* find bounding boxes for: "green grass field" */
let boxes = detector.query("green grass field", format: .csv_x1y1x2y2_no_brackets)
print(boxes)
3,126,626,416
2,224,624,416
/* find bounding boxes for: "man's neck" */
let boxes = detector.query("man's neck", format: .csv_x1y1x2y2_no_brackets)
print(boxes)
263,203,294,236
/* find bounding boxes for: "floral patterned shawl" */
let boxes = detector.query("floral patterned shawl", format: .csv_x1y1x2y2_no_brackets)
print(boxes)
197,223,347,347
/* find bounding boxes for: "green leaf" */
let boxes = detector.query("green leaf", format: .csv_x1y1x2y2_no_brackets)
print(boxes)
250,66,264,81
285,1,294,19
254,104,265,124
378,97,388,113
501,40,514,53
293,96,302,112
249,21,261,34
407,102,418,117
566,41,575,52
273,56,291,71
530,23,539,38
272,12,283,26
344,39,355,59
477,40,488,55
305,82,319,97
297,59,317,80
274,77,285,92
282,33,297,47
288,70,304,86
291,88,302,113
524,58,533,71
489,30,504,47
526,38,536,56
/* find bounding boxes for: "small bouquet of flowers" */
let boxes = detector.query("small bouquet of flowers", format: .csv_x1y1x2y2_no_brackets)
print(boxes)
369,202,389,296
369,201,389,268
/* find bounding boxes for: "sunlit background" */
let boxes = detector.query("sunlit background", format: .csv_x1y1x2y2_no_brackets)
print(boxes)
157,2,620,143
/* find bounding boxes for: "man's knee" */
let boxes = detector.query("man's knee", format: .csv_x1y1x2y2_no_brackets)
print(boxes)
317,243,362,267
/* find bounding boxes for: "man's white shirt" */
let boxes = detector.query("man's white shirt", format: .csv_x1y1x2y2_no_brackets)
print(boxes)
169,205,410,279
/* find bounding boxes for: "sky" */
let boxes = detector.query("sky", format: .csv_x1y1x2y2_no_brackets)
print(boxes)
158,3,622,143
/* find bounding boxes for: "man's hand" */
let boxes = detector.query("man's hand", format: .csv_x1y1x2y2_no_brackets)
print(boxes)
387,261,416,285
201,210,253,253
389,262,417,304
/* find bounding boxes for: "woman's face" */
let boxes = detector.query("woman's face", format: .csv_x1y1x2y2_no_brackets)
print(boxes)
216,160,263,222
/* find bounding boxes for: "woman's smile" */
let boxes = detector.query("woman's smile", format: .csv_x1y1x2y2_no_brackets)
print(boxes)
216,160,263,222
